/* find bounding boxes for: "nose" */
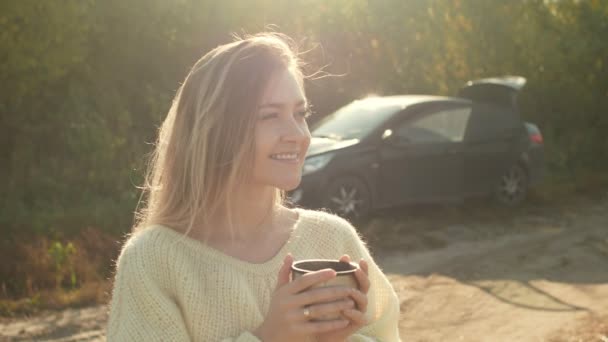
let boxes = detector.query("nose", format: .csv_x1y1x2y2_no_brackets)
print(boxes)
281,116,310,144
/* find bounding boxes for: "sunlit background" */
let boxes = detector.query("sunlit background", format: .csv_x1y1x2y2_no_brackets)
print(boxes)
1,1,607,340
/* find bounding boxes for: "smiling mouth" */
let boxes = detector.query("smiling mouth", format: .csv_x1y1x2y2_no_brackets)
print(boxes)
270,152,300,161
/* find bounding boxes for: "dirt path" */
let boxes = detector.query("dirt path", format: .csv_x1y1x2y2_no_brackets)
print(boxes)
385,208,608,341
1,196,607,341
0,306,107,341
374,196,608,341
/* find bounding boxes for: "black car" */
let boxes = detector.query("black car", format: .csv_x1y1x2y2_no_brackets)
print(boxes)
290,76,544,219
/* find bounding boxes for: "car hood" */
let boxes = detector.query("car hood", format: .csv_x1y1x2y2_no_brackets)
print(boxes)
307,137,360,157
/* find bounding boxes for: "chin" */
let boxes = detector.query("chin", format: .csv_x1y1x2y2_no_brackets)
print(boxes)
281,184,299,192
276,178,302,191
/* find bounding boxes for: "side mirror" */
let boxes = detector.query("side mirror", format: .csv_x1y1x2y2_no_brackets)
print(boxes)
382,129,394,141
382,129,409,145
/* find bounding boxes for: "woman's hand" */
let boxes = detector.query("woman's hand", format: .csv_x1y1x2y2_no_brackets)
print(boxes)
315,255,371,342
253,254,357,342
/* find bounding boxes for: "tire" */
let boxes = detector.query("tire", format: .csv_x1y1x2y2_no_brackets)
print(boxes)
323,176,372,220
495,164,529,206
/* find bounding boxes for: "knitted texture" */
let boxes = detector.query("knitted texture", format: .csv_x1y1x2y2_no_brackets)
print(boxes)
106,208,401,341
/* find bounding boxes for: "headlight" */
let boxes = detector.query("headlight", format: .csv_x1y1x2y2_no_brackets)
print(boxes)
302,153,333,176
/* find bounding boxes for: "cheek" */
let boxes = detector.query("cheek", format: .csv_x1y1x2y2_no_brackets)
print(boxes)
301,123,312,147
254,125,277,156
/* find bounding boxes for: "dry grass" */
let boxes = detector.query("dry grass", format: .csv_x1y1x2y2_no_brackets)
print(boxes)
0,227,121,317
0,281,111,317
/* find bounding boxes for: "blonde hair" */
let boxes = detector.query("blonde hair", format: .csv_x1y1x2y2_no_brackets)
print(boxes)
133,33,304,237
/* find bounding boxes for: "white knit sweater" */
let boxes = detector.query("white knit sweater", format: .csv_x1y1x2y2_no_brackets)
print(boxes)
106,208,401,341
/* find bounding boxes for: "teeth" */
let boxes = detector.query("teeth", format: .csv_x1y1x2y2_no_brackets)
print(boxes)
271,153,298,160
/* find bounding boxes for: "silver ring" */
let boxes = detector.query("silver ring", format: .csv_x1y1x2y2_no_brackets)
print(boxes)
303,307,311,319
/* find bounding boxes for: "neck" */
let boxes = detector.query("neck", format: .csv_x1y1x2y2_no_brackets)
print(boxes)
211,185,280,241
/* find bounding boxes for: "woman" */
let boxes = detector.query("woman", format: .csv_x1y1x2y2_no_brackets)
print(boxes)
107,32,400,342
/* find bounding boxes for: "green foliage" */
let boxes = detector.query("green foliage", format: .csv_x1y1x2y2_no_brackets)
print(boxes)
48,241,76,289
1,0,607,237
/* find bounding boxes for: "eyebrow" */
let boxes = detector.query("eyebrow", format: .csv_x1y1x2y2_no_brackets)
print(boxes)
259,99,307,110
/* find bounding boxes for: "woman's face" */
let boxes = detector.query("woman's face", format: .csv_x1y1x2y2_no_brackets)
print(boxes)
251,68,311,191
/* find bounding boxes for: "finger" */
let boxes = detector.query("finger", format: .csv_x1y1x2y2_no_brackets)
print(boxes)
342,308,368,326
348,289,368,313
339,254,351,263
354,267,370,294
360,259,369,276
304,298,355,321
275,254,294,290
291,286,355,307
298,318,350,335
287,269,337,294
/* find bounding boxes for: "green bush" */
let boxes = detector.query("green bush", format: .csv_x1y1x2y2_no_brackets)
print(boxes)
1,0,606,237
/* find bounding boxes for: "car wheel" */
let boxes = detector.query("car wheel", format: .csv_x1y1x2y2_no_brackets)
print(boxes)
495,164,528,206
324,176,372,220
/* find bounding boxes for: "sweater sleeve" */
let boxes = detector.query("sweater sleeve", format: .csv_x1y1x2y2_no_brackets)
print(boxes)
106,241,192,341
219,332,262,342
333,216,402,342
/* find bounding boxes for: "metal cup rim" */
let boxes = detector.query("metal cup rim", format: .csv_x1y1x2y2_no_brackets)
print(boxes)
291,259,358,276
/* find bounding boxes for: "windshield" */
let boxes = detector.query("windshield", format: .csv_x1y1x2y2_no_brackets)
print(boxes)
312,100,402,140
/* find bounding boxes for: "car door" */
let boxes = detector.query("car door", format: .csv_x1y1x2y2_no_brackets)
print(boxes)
462,102,526,196
377,103,471,206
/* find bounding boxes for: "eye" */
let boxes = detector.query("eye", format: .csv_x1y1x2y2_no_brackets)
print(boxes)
260,112,279,120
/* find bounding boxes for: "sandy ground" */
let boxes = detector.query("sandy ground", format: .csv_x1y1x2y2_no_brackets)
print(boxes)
1,196,607,341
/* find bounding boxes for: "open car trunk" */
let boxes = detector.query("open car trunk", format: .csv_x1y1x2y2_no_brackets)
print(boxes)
458,76,526,108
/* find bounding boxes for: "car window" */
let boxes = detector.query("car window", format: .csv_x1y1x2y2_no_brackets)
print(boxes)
312,101,402,140
395,106,471,143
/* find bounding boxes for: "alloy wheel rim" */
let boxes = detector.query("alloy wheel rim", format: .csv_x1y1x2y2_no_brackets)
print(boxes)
329,185,365,217
498,167,526,203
